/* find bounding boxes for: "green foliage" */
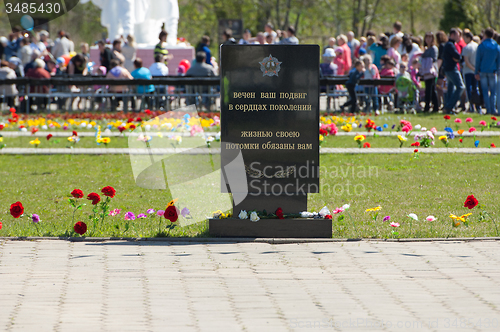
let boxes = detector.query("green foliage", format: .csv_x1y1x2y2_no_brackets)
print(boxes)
439,0,473,32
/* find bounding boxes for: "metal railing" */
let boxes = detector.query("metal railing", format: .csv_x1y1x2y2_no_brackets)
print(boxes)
0,76,397,113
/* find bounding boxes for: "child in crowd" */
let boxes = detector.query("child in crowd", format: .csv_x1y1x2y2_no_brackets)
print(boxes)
379,59,396,109
320,48,338,111
334,47,345,75
341,60,365,113
362,55,380,111
409,58,422,110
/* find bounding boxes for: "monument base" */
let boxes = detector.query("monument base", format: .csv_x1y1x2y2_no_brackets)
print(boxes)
208,218,332,238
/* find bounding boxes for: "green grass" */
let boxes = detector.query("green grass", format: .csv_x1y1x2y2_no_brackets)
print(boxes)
0,153,499,239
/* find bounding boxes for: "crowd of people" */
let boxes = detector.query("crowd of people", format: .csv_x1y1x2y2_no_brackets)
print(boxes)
1,21,500,115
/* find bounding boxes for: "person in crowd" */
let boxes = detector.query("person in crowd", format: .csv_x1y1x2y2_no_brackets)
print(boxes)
106,59,133,92
131,58,155,110
421,32,439,113
0,36,7,60
362,55,380,111
454,28,467,55
334,47,346,75
475,27,500,115
222,29,237,45
442,28,465,114
238,29,253,44
30,32,47,54
8,57,23,77
0,60,18,108
80,42,90,60
324,37,336,53
5,33,22,60
341,60,365,113
387,36,402,65
43,55,61,76
402,34,421,62
186,52,215,77
98,40,114,72
461,30,480,113
264,23,278,44
369,34,389,69
149,54,169,76
337,34,352,70
196,36,212,65
112,39,125,64
435,30,448,109
254,32,266,45
121,34,137,72
389,21,404,53
279,26,299,45
24,50,41,73
19,38,33,66
68,54,88,75
354,36,367,59
39,31,51,51
66,33,75,53
347,31,360,63
25,58,51,110
154,30,173,64
51,31,72,58
320,48,338,111
379,58,396,102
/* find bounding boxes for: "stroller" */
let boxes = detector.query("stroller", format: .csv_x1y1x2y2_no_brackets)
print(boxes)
395,75,417,113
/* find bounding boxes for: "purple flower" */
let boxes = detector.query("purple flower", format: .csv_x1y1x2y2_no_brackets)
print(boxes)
147,208,155,214
137,213,147,218
124,212,136,220
181,207,190,217
383,216,391,222
157,210,165,216
31,214,40,223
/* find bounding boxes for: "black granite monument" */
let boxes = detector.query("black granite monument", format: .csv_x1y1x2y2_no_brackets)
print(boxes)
209,44,331,238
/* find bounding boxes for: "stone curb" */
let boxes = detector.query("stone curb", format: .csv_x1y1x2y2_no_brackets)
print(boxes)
1,236,499,244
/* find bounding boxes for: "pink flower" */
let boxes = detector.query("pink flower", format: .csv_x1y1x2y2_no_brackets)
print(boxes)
137,213,147,218
124,212,136,220
109,208,121,216
466,118,473,123
332,207,345,214
390,222,400,227
157,210,165,216
430,127,437,134
454,118,462,123
469,127,476,133
402,125,412,133
383,216,391,222
426,215,436,222
479,120,487,126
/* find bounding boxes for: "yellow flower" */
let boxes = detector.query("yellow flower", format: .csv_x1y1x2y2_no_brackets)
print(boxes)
102,137,111,144
212,210,226,219
397,135,407,142
449,213,472,223
341,123,352,132
167,199,178,207
439,135,448,141
0,137,3,142
29,138,40,146
366,206,382,212
319,134,324,141
354,135,365,142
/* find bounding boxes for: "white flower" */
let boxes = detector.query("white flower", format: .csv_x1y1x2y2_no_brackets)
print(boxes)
351,123,358,128
420,127,427,131
300,211,314,218
87,124,93,129
375,110,380,115
215,132,221,141
41,125,48,130
80,123,87,128
250,211,260,222
426,215,437,222
407,213,418,221
414,124,421,130
342,204,350,210
238,210,248,219
21,127,27,132
319,206,330,217
206,136,215,142
145,124,151,131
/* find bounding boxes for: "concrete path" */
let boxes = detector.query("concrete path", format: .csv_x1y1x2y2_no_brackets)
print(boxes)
1,147,500,155
0,239,499,331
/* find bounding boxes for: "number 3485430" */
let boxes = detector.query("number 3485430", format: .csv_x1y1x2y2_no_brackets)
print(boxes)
5,2,61,14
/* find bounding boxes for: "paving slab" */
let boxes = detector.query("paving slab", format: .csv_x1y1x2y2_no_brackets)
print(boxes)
0,239,499,331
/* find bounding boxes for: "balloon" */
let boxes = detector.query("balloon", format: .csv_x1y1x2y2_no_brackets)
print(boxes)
61,54,71,66
179,59,191,71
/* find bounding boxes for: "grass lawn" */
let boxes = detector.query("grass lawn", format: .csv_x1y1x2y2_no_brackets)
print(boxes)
1,153,498,239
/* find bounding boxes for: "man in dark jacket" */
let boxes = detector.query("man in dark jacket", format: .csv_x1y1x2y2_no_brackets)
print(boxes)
475,27,500,115
442,28,465,114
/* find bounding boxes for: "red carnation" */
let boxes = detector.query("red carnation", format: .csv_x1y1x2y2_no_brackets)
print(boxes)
136,117,142,122
459,138,463,143
118,126,125,133
492,116,498,121
10,201,24,218
9,107,16,113
411,142,420,147
0,124,4,130
127,118,134,123
0,221,2,230
129,124,136,130
164,205,178,222
31,127,38,135
325,214,332,219
363,142,371,148
414,149,419,153
72,131,78,136
101,186,116,198
464,195,478,210
71,189,84,199
87,192,101,205
444,115,451,120
491,143,496,148
276,207,284,219
74,221,87,235
46,134,53,140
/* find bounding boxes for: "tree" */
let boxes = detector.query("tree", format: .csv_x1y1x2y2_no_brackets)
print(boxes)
439,0,473,32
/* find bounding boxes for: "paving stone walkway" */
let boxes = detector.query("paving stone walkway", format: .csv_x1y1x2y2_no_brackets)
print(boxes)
1,147,499,155
0,239,499,331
